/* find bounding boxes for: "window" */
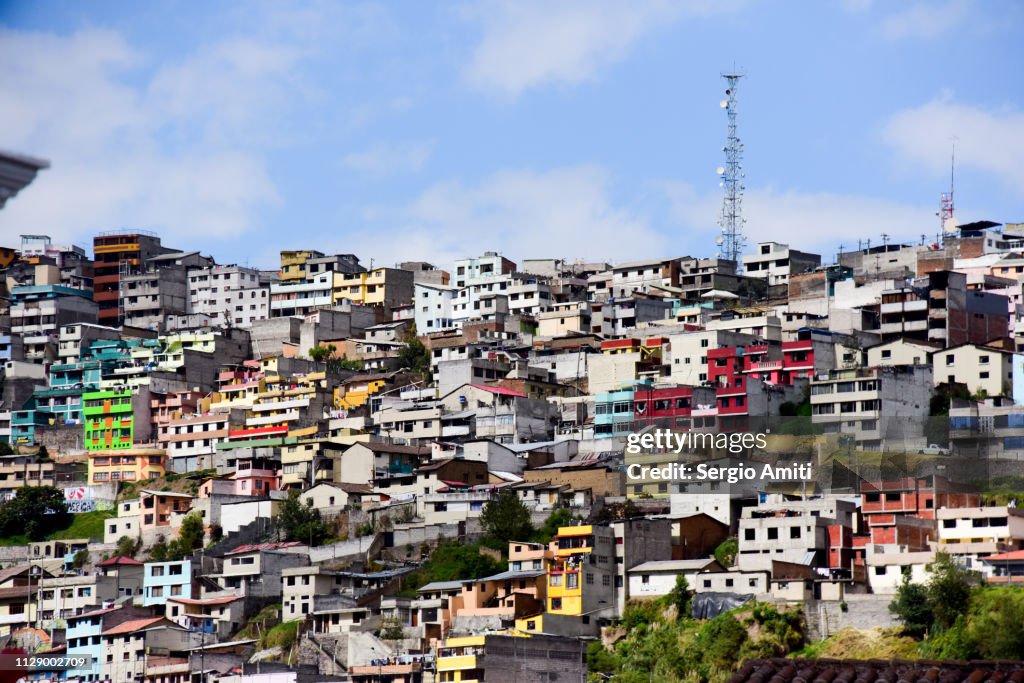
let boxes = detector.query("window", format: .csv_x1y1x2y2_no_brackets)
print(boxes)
551,598,562,610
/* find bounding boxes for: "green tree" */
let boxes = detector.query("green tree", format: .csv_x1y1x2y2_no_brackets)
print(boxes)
0,486,71,541
533,507,576,544
72,549,90,570
480,491,533,547
36,446,50,462
275,490,330,546
968,587,1024,659
115,535,141,558
714,537,739,567
0,441,13,456
379,616,406,644
309,344,336,365
663,574,691,620
889,575,934,638
927,552,974,631
397,330,431,376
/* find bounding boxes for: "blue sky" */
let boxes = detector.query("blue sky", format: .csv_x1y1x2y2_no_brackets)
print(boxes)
1,0,1022,271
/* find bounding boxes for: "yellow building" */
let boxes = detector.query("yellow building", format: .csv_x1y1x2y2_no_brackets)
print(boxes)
333,373,389,410
279,250,323,281
545,524,616,617
332,267,413,309
87,447,167,485
436,634,485,683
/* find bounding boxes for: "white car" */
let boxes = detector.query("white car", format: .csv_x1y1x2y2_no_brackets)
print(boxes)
918,444,950,455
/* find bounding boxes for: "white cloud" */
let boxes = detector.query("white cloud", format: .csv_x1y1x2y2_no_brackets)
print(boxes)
339,165,668,268
342,140,436,177
882,96,1024,193
660,180,938,258
463,0,724,97
879,0,972,40
0,25,303,246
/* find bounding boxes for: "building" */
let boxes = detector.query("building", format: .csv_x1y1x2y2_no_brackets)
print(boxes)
879,271,1008,347
188,263,270,329
92,231,172,326
333,267,414,310
935,506,1024,572
545,524,617,621
436,633,585,682
742,242,821,287
933,343,1014,398
83,388,152,451
87,448,166,485
10,284,98,362
143,560,193,606
810,365,933,450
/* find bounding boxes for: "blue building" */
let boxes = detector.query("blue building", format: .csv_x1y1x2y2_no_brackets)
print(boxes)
143,559,192,606
594,389,636,439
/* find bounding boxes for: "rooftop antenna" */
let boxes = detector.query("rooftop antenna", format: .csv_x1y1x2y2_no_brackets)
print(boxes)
881,233,890,248
940,137,958,235
716,71,746,269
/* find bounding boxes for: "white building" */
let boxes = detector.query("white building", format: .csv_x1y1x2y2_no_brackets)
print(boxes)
742,242,821,286
188,264,269,328
414,282,458,333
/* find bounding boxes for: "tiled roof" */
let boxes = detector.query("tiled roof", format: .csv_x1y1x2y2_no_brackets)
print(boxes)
102,617,166,636
984,550,1024,562
98,556,143,567
469,384,526,397
224,541,304,556
728,658,1024,683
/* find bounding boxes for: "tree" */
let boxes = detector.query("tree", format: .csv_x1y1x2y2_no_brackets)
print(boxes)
664,575,691,621
36,446,50,462
889,575,934,638
275,490,330,546
0,441,13,456
147,514,205,562
533,507,576,544
927,552,974,631
713,537,739,567
115,535,141,558
397,330,431,376
595,499,642,522
0,486,71,541
72,549,90,570
309,344,336,365
379,616,406,645
480,491,533,546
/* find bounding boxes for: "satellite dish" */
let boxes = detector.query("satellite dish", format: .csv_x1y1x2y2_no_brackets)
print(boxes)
725,89,732,96
943,217,959,234
716,166,726,176
715,237,724,246
719,100,728,108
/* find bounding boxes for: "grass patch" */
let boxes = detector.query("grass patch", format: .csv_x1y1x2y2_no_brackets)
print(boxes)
0,509,115,545
49,510,115,542
261,620,298,650
235,604,281,641
792,627,920,660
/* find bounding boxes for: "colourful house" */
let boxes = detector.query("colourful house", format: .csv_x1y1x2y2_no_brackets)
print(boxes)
83,389,134,450
87,448,166,485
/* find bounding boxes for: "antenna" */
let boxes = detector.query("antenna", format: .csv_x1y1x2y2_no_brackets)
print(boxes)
716,71,746,269
940,137,958,234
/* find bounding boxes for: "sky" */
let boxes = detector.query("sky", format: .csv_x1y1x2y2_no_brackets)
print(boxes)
1,0,1022,273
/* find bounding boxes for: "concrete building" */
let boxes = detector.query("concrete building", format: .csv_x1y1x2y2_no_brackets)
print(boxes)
935,506,1024,573
742,242,821,287
121,252,212,332
879,271,1008,347
10,284,97,363
188,264,270,328
92,231,173,326
810,365,933,450
933,343,1014,397
866,338,939,367
143,560,192,607
627,558,723,600
452,252,516,289
333,267,414,310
